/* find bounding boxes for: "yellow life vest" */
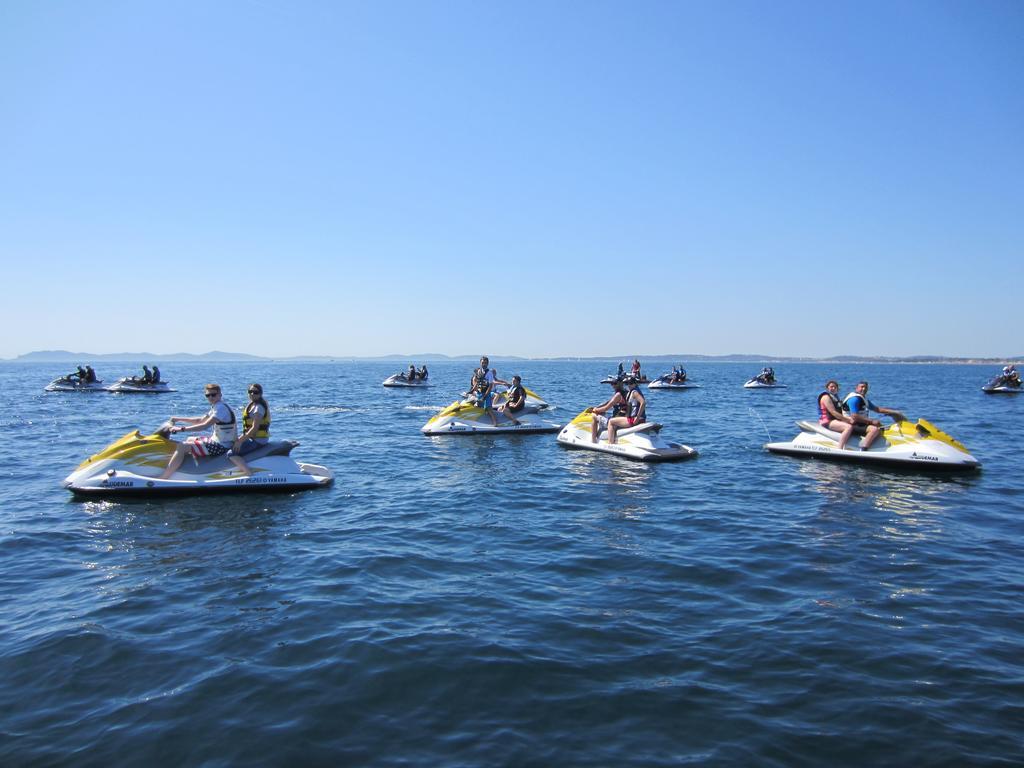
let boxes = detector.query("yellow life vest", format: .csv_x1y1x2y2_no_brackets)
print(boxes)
243,402,271,440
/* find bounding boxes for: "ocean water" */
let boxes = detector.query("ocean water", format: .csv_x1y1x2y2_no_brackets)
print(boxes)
1,360,1021,766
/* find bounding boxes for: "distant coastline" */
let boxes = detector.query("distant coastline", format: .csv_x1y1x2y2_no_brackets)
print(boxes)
7,350,1020,365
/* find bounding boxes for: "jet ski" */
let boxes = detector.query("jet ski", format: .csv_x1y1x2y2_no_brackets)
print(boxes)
648,373,699,390
383,372,430,388
744,378,785,389
44,376,106,392
982,375,1022,394
765,418,980,471
105,377,176,393
601,375,649,384
555,408,698,462
422,389,559,435
64,424,334,496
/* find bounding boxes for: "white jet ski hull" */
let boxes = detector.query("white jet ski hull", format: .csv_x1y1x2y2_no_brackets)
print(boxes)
556,411,698,462
383,374,429,388
105,378,176,393
648,380,700,389
982,385,1021,394
66,460,334,495
744,379,786,388
765,420,980,472
422,409,560,435
45,378,106,392
601,376,649,385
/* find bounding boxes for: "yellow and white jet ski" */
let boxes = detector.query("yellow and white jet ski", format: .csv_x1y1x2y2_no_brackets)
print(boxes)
45,376,106,392
64,425,334,496
765,418,980,471
422,388,559,435
555,408,698,462
105,377,176,393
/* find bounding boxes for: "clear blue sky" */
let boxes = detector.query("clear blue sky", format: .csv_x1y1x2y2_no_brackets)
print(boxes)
2,1,1021,359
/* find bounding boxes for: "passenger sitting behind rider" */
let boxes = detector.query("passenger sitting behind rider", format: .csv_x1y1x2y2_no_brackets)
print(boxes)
818,380,856,449
496,375,526,426
842,380,905,451
159,383,238,479
226,383,270,477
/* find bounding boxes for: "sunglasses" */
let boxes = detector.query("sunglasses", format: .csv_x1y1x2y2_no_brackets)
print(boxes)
205,392,219,398
248,389,261,395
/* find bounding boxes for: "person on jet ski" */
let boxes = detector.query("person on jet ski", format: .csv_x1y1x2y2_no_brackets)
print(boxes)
418,365,428,381
590,379,630,443
407,364,417,382
159,383,238,479
671,366,687,384
842,381,906,451
469,356,509,426
85,366,97,383
607,377,646,445
151,365,160,384
74,365,88,382
757,367,775,384
617,362,625,379
631,359,642,380
495,374,526,426
226,383,270,477
818,380,856,449
1001,365,1020,386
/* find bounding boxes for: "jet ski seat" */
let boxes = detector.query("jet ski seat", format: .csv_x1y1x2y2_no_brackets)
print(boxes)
615,422,663,439
178,440,298,475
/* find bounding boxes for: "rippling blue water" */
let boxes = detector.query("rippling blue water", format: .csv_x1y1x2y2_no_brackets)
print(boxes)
1,360,1021,765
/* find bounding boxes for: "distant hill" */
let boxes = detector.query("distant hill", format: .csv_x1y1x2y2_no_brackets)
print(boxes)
8,350,1020,364
13,350,266,362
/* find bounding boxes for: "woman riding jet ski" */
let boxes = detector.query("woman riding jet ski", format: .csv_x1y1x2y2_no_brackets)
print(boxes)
556,378,697,462
744,367,785,388
64,423,334,495
982,365,1022,394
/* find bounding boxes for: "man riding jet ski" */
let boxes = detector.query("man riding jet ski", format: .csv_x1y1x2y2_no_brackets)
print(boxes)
982,365,1022,394
649,365,699,389
63,426,334,495
45,365,105,392
65,381,332,495
765,381,979,471
557,378,697,462
106,372,176,393
105,376,174,393
383,363,430,387
422,376,558,434
744,367,785,388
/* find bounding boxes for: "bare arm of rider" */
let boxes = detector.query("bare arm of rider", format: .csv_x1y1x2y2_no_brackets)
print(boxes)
593,392,624,415
172,413,217,433
875,405,905,422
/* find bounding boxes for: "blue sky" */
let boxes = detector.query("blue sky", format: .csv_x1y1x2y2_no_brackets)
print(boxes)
2,1,1021,359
